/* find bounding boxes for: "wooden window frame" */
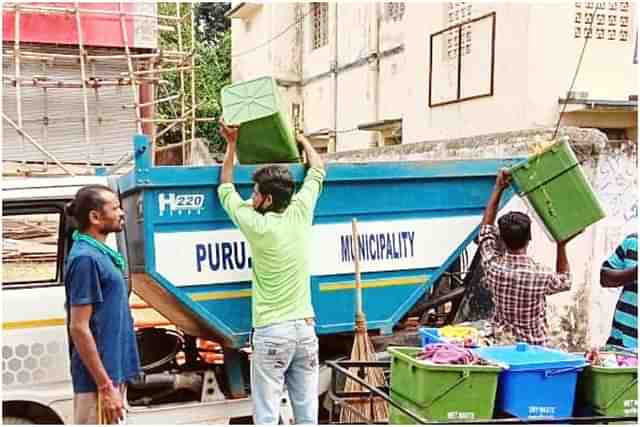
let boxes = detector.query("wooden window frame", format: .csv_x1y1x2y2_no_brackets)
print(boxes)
428,11,496,108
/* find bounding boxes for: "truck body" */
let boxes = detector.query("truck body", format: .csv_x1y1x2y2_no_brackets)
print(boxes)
2,135,520,423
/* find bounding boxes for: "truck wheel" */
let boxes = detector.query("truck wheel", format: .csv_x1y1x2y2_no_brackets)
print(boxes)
3,417,34,425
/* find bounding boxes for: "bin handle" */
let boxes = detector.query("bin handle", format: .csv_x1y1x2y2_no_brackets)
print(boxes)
542,188,557,218
393,370,470,409
602,375,638,410
544,364,588,377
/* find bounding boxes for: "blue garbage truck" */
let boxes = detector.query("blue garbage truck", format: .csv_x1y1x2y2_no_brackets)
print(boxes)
116,134,519,418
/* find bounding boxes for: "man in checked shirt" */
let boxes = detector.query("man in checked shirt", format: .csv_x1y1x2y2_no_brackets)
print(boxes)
478,169,580,346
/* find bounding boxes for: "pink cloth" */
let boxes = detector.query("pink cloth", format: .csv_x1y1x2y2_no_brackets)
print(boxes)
616,355,637,367
417,343,478,365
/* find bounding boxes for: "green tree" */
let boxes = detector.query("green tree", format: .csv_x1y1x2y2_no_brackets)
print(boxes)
156,3,231,153
195,3,231,42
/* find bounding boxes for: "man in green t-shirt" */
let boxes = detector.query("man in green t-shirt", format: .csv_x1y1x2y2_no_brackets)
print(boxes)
217,120,325,424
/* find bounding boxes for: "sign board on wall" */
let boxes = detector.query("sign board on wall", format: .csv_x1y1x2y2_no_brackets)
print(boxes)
2,3,157,49
154,216,481,286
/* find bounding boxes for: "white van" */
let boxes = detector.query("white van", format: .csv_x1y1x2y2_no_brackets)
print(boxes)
2,177,310,424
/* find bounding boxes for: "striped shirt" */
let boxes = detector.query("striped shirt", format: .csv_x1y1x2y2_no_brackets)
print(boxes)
603,233,638,350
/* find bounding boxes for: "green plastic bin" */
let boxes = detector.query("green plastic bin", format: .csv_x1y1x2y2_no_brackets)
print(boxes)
388,347,501,423
221,76,300,164
509,136,605,242
578,358,638,417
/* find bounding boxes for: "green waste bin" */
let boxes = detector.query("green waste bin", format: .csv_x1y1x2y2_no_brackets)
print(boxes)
388,347,501,423
509,136,605,242
221,76,301,164
578,357,638,417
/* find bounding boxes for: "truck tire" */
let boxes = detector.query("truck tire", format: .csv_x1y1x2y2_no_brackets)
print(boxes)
3,416,34,425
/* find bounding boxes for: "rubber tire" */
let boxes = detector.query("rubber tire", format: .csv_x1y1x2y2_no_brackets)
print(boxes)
3,417,34,425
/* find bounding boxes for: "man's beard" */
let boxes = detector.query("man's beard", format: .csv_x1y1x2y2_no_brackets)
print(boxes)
102,219,124,234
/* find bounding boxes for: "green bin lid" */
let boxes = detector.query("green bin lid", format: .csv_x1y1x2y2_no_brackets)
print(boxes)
221,76,280,126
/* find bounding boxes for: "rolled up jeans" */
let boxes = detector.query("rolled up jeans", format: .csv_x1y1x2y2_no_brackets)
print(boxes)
251,318,319,425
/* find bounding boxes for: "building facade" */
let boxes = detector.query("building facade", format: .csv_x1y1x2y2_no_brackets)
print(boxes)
2,2,158,166
229,2,638,347
228,2,637,151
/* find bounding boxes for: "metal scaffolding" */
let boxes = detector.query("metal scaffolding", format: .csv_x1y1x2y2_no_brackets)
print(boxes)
2,2,213,174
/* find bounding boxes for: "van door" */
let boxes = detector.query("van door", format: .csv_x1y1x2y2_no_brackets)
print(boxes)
2,200,72,390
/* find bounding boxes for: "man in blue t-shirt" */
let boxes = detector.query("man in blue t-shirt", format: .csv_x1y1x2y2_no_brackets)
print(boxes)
64,185,140,424
601,233,638,350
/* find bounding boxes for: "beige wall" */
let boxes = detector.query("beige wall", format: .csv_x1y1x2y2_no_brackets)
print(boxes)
504,147,637,348
325,127,637,349
404,2,637,142
231,2,637,150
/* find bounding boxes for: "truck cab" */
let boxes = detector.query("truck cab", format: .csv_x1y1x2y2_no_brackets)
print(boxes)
2,176,115,424
2,176,264,424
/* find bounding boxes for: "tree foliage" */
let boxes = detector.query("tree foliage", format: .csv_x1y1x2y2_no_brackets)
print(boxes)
156,2,231,153
195,2,231,42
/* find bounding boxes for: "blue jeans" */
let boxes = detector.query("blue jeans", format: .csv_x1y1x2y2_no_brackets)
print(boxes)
251,319,319,424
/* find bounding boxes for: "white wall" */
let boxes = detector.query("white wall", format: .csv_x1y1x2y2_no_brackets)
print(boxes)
231,3,636,150
402,2,637,144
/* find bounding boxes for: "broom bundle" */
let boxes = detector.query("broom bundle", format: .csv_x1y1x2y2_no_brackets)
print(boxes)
339,218,389,423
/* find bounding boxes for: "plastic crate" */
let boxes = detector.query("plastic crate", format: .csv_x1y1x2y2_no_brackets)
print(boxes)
509,137,605,241
473,343,587,419
221,76,300,164
577,354,638,417
388,346,501,423
419,327,445,346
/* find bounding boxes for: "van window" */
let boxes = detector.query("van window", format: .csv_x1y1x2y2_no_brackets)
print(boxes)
2,212,62,286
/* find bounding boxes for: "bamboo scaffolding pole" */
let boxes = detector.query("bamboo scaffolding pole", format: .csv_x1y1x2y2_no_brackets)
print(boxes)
125,94,179,109
3,113,76,176
158,24,176,33
123,66,192,76
4,51,78,60
119,2,142,134
153,100,204,141
155,138,197,154
2,55,53,63
176,1,187,164
14,5,25,164
9,113,140,124
2,51,168,64
176,49,196,66
150,60,157,163
183,12,193,23
3,3,181,21
2,2,201,171
74,3,92,165
91,62,105,166
5,78,165,89
105,151,134,175
140,118,188,124
41,61,49,171
141,116,216,125
190,3,197,164
153,113,182,140
162,50,191,57
87,53,161,60
154,84,178,132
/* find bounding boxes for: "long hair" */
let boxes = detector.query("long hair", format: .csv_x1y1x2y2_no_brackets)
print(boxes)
65,185,114,231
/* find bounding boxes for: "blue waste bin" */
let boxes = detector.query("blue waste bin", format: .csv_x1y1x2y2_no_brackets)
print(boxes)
473,343,587,419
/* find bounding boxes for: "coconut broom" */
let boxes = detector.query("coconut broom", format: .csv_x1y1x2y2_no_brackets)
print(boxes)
339,218,389,423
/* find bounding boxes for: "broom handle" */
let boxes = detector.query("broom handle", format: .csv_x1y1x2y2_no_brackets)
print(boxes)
351,218,363,316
